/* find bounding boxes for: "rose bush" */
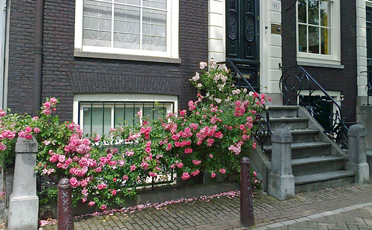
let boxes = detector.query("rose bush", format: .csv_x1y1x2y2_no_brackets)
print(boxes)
0,60,268,209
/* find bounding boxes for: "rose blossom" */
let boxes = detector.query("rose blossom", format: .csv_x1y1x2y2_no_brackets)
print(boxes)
181,172,190,180
211,173,216,178
219,169,226,174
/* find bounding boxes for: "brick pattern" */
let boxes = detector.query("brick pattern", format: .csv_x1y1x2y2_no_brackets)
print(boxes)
282,0,357,122
7,0,208,121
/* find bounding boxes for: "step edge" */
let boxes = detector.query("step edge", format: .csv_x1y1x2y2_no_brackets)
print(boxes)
292,156,345,166
295,171,355,185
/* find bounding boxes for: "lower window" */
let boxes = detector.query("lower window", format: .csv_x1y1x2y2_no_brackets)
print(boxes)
74,95,177,136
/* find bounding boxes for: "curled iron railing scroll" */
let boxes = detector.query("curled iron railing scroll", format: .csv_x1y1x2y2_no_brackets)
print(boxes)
280,65,348,149
218,61,271,149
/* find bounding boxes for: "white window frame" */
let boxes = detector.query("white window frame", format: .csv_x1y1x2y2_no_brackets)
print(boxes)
74,0,179,60
73,94,178,134
296,0,341,66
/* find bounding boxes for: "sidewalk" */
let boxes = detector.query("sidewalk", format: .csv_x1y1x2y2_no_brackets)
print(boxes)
39,181,372,230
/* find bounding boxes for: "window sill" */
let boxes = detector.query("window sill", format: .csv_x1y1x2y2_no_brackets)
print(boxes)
297,61,344,69
74,50,181,64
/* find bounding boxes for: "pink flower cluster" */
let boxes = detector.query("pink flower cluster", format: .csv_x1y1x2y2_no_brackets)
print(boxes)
42,97,58,115
64,134,92,154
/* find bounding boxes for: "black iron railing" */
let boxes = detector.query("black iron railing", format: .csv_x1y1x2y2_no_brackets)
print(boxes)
280,65,348,149
219,61,271,149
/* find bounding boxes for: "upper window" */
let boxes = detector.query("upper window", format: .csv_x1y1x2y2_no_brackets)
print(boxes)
75,0,179,59
297,0,340,65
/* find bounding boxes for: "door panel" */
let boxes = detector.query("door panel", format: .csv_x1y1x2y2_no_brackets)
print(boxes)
226,0,260,91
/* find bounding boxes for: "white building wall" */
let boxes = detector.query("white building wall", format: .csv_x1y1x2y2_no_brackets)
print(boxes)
0,0,7,109
357,0,368,105
208,0,225,62
260,0,282,104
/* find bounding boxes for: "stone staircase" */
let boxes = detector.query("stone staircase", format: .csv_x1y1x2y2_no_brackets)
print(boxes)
258,105,354,193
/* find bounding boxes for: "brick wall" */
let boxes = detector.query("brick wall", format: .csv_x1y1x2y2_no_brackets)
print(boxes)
282,0,357,122
7,0,208,121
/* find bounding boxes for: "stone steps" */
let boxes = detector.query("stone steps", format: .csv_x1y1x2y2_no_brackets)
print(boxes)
264,129,320,145
292,156,345,176
263,105,354,193
294,171,355,193
264,142,332,160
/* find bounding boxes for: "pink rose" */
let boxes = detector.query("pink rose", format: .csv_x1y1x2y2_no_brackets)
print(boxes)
0,109,6,117
177,162,183,168
42,109,51,115
219,168,226,174
50,97,57,104
88,201,95,206
0,143,6,151
97,183,107,190
181,172,190,180
211,173,216,178
130,164,136,171
101,204,107,210
25,126,32,133
192,160,201,165
253,171,258,177
93,135,100,142
149,172,158,177
70,177,80,188
112,190,117,196
44,101,51,109
33,127,40,133
122,175,129,181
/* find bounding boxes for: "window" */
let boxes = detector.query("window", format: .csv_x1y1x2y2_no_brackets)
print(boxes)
74,0,179,59
297,0,340,65
73,94,177,136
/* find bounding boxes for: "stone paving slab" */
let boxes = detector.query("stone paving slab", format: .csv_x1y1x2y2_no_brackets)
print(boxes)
40,181,372,230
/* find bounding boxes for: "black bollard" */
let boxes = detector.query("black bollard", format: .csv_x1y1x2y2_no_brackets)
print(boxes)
58,178,74,230
240,157,254,227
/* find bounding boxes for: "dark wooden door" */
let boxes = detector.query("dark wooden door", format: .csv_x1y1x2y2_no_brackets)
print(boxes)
367,7,372,95
226,0,260,91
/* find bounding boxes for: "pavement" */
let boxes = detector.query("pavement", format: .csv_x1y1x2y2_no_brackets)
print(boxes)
38,181,372,230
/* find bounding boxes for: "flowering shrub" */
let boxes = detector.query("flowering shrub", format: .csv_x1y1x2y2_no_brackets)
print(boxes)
0,60,269,209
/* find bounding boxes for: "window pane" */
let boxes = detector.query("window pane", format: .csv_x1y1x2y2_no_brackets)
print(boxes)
113,4,140,49
298,0,307,23
308,26,319,53
142,9,167,51
143,0,167,9
83,106,111,136
321,28,329,54
298,25,307,53
83,0,112,47
115,0,140,6
308,0,319,25
113,106,141,126
320,0,330,27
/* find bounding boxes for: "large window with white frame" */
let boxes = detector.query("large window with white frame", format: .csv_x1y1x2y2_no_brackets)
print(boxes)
297,0,340,65
74,0,179,59
74,94,177,136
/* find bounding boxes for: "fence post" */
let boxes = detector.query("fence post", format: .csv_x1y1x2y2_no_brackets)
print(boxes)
58,178,74,230
8,136,39,230
347,124,369,184
268,129,295,200
240,157,254,227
